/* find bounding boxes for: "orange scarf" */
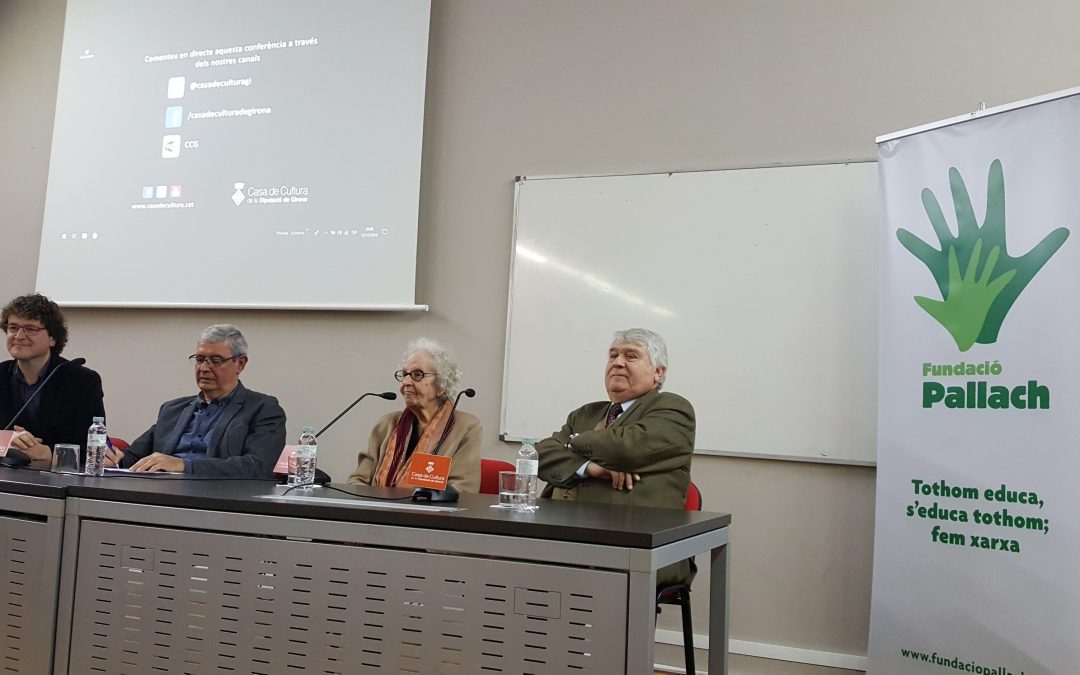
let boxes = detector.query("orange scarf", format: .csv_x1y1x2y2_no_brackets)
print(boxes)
372,399,456,486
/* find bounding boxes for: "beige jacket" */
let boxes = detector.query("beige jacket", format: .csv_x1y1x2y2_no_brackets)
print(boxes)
347,410,482,493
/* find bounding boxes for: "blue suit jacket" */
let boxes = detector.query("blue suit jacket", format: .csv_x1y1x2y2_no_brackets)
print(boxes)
122,382,286,478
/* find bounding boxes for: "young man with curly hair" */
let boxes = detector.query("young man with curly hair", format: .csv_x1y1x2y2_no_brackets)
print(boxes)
0,293,105,462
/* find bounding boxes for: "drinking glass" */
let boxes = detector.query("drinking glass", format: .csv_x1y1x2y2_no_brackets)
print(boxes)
52,443,81,474
492,470,519,508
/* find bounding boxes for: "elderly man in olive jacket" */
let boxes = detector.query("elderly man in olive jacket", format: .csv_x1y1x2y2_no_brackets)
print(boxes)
537,328,695,585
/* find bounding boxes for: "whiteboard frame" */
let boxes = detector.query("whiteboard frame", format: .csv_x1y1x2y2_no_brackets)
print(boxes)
52,301,430,311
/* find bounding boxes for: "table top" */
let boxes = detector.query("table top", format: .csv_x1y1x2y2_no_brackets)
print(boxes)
0,466,730,549
0,465,72,498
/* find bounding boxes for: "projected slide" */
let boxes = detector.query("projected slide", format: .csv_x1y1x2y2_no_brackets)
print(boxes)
38,0,430,308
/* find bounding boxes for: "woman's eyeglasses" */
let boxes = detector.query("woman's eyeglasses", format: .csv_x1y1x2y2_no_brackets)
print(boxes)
394,369,436,382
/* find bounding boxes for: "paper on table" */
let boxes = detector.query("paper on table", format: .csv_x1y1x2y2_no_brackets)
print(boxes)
104,467,185,476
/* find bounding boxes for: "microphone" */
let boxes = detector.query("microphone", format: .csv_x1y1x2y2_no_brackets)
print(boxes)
315,391,397,438
1,357,87,469
411,484,459,503
410,388,474,503
3,357,87,430
431,388,475,456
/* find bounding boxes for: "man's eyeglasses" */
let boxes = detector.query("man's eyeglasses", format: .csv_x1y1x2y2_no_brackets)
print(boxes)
394,369,437,382
189,354,240,368
3,324,45,337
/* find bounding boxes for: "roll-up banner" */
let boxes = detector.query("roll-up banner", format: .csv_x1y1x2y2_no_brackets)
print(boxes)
870,88,1080,674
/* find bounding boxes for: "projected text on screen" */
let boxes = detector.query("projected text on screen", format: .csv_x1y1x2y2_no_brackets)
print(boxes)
38,0,431,309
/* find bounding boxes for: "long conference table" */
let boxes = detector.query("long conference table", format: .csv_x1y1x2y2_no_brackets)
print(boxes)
0,466,730,674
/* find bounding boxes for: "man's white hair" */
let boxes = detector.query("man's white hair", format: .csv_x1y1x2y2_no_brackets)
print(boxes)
199,324,247,357
612,328,667,387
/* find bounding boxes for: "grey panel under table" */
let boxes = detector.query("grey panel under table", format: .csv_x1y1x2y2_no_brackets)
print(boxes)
0,514,56,674
69,520,627,674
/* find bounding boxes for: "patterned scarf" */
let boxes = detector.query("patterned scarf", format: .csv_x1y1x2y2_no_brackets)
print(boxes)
371,398,456,486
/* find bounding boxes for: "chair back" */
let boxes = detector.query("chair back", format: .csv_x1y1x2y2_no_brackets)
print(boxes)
684,481,702,511
109,437,130,452
480,458,516,495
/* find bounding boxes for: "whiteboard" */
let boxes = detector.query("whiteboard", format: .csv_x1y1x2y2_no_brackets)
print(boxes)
501,163,881,465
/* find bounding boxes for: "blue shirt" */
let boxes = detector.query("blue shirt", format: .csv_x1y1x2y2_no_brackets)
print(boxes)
174,390,236,473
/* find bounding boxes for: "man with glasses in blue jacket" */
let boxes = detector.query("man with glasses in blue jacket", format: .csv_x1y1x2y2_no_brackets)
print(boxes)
113,324,286,478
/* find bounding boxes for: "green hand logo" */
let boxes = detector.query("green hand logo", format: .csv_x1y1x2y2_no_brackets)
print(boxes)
914,240,1015,352
897,159,1069,351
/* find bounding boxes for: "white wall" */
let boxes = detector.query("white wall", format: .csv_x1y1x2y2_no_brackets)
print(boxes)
4,1,1080,672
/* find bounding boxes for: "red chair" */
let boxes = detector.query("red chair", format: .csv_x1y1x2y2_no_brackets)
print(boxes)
656,480,701,674
479,458,516,495
108,437,130,452
683,480,701,511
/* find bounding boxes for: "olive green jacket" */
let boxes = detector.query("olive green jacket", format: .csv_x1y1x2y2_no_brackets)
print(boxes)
537,387,695,584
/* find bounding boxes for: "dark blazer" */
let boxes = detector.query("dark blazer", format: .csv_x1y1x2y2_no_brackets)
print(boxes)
0,356,106,448
121,382,286,478
537,387,695,585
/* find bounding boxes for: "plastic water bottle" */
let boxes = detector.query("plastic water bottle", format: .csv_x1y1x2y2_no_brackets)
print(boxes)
515,437,539,511
85,416,107,477
293,426,318,487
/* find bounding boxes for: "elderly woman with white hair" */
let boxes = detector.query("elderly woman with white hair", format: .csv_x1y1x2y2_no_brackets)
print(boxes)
347,338,481,492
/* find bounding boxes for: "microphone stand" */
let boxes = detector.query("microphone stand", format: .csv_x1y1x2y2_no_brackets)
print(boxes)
412,387,475,503
1,357,88,468
315,391,397,438
430,388,476,456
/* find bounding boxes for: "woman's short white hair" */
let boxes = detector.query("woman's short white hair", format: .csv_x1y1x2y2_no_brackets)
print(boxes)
402,337,462,400
612,328,668,387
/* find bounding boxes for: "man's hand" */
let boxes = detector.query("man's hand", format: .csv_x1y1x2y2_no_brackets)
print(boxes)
608,470,640,491
130,452,184,473
585,461,641,491
9,426,41,450
104,447,124,468
9,426,49,460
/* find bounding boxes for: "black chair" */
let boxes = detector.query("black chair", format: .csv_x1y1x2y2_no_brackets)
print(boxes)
656,481,701,674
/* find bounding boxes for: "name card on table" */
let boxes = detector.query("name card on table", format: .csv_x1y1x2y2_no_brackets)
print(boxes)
401,453,451,490
273,445,297,474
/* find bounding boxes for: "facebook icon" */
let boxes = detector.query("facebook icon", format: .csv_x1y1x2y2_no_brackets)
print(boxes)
165,106,183,129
